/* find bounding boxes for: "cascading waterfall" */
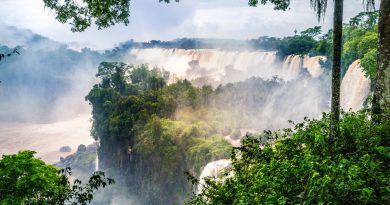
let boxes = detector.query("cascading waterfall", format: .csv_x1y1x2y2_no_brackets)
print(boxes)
128,48,325,83
341,60,371,111
197,159,231,193
95,140,100,171
95,154,99,171
303,56,325,78
281,55,325,80
281,55,303,80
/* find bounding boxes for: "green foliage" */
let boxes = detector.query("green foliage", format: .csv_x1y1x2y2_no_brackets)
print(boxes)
342,13,378,79
86,63,233,204
0,151,66,204
252,11,378,78
277,35,318,57
188,135,231,174
43,0,131,32
248,0,290,11
42,0,181,32
349,11,379,29
360,48,377,79
300,26,322,39
0,151,114,205
252,30,321,57
309,0,328,21
186,111,390,204
132,116,231,203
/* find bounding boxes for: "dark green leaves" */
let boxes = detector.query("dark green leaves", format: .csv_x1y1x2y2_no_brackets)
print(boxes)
0,151,114,204
186,111,390,204
248,0,291,11
43,0,180,32
310,0,328,21
43,0,131,32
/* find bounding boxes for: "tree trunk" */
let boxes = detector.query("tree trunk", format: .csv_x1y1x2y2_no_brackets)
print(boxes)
330,0,344,141
372,0,390,123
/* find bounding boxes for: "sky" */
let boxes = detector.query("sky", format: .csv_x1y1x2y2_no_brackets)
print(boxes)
0,0,379,50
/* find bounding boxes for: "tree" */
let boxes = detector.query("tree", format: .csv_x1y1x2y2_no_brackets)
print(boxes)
248,0,345,141
300,26,322,39
0,151,114,205
372,0,390,123
291,0,373,143
329,0,343,142
42,0,178,32
185,111,390,204
96,62,128,94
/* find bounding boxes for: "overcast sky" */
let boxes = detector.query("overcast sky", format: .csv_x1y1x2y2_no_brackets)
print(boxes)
0,0,379,50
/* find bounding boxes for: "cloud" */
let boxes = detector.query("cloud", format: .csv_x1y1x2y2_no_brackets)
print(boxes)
0,0,379,50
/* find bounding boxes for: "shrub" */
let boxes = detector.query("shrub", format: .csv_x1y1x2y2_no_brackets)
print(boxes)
186,111,390,204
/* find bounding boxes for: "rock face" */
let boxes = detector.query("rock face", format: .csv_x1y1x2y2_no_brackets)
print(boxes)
55,143,98,174
341,60,371,111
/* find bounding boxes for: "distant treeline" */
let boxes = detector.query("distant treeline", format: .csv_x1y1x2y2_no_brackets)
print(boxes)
106,28,324,58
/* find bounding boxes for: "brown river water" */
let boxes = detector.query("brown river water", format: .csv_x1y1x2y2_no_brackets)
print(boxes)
0,114,94,164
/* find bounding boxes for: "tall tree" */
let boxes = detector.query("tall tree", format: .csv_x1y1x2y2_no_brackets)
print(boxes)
248,0,344,140
329,0,343,141
300,0,375,140
372,0,390,123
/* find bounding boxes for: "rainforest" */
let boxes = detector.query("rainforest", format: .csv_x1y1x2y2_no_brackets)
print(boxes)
0,0,389,205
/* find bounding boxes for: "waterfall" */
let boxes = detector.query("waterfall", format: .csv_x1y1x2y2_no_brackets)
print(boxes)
281,55,303,80
224,135,241,147
281,55,325,80
95,154,99,171
197,159,231,193
303,56,325,78
127,48,325,83
341,60,371,111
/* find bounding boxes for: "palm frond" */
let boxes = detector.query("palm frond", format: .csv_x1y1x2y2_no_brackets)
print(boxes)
363,0,375,11
310,0,328,22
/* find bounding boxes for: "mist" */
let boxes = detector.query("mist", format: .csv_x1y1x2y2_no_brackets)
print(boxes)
0,24,372,204
0,26,103,164
125,48,331,132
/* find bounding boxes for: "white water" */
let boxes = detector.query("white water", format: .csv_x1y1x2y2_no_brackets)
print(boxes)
197,159,231,193
95,154,99,171
128,48,325,84
341,60,371,111
281,55,325,80
224,135,241,147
